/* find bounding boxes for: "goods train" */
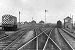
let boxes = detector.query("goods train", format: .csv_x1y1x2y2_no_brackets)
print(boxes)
57,20,62,28
2,14,17,31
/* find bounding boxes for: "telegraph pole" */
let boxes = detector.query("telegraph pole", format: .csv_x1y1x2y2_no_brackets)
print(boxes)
72,15,73,28
19,11,20,24
45,10,47,23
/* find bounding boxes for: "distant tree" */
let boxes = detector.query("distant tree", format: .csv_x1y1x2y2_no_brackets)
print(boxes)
24,21,29,24
31,20,36,24
39,20,44,24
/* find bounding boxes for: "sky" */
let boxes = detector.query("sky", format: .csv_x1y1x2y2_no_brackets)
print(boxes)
0,0,75,23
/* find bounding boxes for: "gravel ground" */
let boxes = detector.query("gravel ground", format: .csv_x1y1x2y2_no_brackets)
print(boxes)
20,38,36,50
10,30,35,50
50,28,72,50
38,33,48,50
45,39,59,50
22,31,34,42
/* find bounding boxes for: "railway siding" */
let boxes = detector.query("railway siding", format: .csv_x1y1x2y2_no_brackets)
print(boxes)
17,28,50,50
38,33,48,49
43,28,60,50
19,38,36,50
59,28,75,50
0,25,55,50
5,30,35,50
15,27,43,50
17,27,53,50
63,29,75,38
3,26,44,50
51,28,62,48
3,28,35,50
1,27,35,50
58,28,73,50
45,38,59,50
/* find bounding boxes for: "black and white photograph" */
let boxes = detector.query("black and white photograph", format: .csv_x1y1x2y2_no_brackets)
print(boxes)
0,0,75,50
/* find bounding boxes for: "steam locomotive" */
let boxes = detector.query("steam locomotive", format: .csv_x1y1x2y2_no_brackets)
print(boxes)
57,20,62,28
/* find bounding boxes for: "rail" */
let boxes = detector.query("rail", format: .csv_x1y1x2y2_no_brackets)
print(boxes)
58,28,74,50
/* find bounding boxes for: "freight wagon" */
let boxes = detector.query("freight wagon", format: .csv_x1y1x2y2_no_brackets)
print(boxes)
2,14,17,31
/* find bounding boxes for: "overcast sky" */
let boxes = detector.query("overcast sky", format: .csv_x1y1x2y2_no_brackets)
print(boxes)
0,0,75,23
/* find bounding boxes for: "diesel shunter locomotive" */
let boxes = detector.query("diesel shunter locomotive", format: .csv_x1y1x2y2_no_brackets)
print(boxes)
2,14,17,31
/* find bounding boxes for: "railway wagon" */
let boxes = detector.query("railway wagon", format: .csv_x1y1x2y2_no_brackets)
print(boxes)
2,14,17,31
57,20,62,28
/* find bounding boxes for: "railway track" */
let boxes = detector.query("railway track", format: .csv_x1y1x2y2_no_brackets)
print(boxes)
0,25,38,41
0,26,31,41
15,27,53,50
0,24,55,50
42,28,60,50
58,28,75,50
62,28,75,39
0,26,36,50
16,26,61,50
0,34,8,40
17,27,51,50
2,25,45,50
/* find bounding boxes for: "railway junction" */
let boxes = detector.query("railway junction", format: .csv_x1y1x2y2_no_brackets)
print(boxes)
0,15,75,50
0,23,74,50
0,0,75,50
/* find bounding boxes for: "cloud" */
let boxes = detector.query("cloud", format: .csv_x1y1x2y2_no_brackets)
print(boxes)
0,0,74,23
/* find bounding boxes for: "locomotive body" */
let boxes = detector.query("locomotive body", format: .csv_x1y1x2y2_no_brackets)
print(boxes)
2,14,17,31
57,20,62,28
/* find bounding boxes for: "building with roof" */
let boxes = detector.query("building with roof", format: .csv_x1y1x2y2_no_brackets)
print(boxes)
64,16,73,29
39,20,44,24
30,20,36,24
